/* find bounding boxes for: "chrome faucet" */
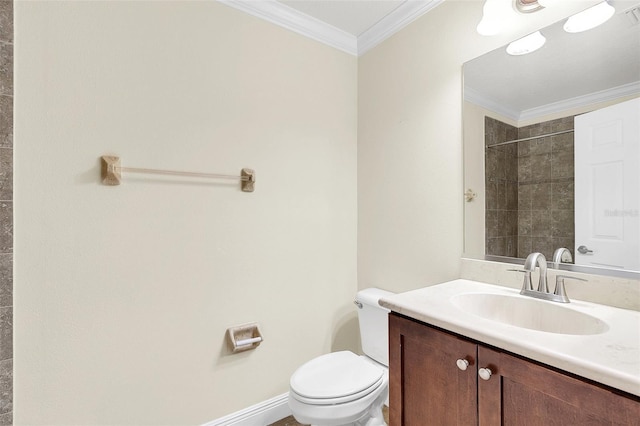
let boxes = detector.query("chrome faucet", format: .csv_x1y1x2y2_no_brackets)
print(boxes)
524,252,548,293
552,247,573,269
510,251,587,303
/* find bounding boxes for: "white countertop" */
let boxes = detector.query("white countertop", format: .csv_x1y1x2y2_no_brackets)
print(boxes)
379,279,640,397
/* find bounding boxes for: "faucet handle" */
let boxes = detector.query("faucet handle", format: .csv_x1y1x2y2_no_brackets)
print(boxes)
553,275,588,303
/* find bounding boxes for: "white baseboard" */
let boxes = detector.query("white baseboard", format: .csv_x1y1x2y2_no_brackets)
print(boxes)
204,393,291,426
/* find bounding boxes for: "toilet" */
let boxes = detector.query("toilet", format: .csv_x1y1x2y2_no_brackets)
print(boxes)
288,288,393,426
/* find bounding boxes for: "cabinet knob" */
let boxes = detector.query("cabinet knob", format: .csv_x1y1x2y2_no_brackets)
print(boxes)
456,359,469,371
478,367,492,381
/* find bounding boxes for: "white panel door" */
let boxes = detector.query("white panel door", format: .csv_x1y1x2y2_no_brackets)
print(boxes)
574,97,640,270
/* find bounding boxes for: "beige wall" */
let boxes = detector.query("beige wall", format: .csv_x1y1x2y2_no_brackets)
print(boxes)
14,1,357,424
357,0,598,293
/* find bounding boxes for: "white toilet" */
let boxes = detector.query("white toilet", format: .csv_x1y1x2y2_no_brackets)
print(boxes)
288,288,394,426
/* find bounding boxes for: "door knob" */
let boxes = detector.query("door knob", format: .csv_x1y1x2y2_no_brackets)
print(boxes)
456,359,469,371
577,245,593,254
478,367,492,381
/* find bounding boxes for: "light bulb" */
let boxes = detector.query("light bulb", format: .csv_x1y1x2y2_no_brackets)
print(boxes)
506,31,546,55
564,1,615,33
477,0,509,35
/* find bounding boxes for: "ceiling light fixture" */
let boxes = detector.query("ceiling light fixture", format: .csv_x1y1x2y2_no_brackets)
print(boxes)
506,31,546,55
477,0,506,36
563,1,615,33
514,0,544,14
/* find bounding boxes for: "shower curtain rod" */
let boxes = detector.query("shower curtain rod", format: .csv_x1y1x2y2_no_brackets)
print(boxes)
487,128,574,148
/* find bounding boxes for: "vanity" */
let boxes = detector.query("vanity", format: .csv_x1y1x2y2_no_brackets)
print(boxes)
380,279,640,425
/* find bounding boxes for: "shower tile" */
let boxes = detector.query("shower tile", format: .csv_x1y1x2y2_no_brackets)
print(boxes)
487,237,506,256
518,156,531,183
0,254,9,308
551,132,573,152
505,126,518,143
506,182,518,210
497,182,507,210
551,209,575,238
504,235,518,257
490,147,506,181
0,307,10,360
531,122,551,137
0,359,10,414
0,1,11,44
0,44,11,96
531,183,551,211
0,203,10,253
0,148,11,201
486,210,500,238
532,213,553,238
518,126,531,139
518,184,532,211
0,411,10,425
551,181,574,210
551,116,574,132
518,236,532,258
506,211,518,236
518,210,532,236
485,147,502,181
0,96,11,148
506,154,518,182
531,236,554,260
551,150,574,180
528,137,552,156
485,181,498,211
531,154,552,182
518,140,530,157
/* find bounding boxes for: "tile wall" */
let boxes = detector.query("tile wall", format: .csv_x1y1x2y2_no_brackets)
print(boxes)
517,117,575,260
485,117,519,257
485,116,575,261
0,1,11,424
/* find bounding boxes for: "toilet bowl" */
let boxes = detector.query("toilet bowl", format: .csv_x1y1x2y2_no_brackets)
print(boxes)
288,288,393,426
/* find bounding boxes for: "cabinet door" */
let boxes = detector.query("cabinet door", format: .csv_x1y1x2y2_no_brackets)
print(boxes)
477,345,640,426
389,314,478,426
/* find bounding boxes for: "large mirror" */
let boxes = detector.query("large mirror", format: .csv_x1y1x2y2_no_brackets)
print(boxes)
463,0,640,278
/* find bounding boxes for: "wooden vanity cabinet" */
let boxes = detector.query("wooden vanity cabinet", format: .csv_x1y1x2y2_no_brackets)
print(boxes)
389,313,640,426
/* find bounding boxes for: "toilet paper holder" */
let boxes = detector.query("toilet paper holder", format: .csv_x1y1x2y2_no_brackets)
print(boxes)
226,323,263,353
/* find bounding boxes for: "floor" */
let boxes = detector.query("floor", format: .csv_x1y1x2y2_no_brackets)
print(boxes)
269,406,390,426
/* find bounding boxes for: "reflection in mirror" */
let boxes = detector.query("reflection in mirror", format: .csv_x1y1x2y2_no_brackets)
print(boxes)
463,0,640,277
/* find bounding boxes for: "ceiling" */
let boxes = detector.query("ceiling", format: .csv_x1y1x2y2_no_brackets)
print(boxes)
280,0,406,36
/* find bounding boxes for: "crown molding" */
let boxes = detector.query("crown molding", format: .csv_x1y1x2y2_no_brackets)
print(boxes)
358,0,445,56
465,81,640,123
218,0,445,57
217,0,358,55
519,81,640,121
463,86,520,122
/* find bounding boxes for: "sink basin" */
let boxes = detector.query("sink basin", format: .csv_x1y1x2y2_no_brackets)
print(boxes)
451,293,609,335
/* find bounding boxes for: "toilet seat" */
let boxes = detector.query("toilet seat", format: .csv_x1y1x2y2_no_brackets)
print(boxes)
290,351,384,405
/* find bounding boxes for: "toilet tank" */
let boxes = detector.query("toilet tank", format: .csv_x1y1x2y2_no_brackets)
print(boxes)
355,288,394,367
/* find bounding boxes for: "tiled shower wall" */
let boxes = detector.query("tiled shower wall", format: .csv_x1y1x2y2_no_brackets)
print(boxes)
485,117,519,257
517,117,575,260
0,1,12,424
485,116,575,261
